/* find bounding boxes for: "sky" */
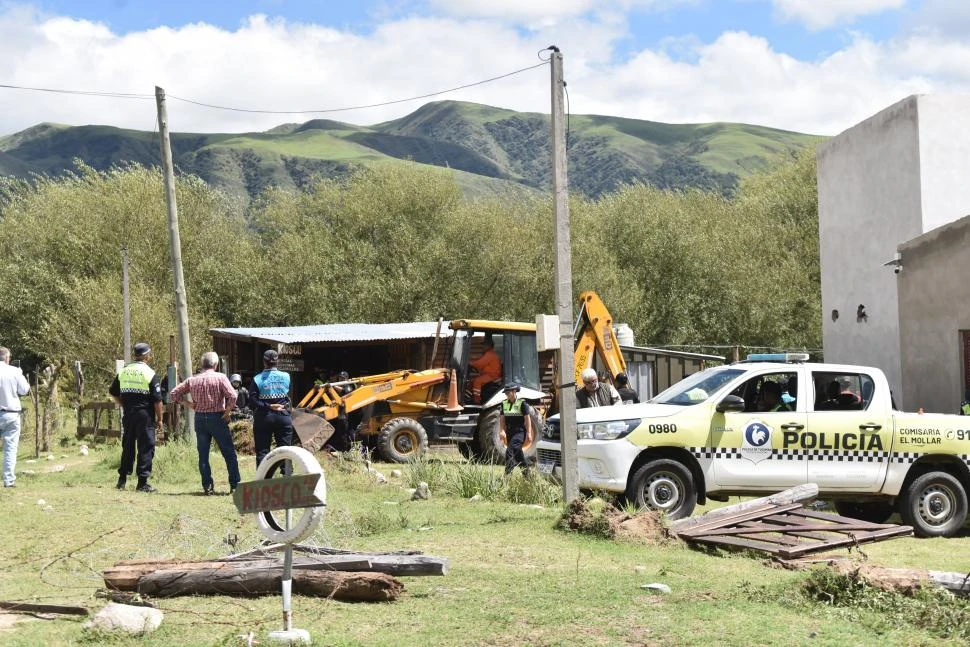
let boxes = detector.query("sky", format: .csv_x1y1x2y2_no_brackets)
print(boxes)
0,0,968,137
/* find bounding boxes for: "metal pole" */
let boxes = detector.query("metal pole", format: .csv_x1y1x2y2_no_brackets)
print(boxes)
155,86,194,442
281,543,293,631
122,247,131,363
550,49,579,503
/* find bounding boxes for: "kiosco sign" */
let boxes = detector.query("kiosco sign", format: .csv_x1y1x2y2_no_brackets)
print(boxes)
233,446,327,544
234,473,324,515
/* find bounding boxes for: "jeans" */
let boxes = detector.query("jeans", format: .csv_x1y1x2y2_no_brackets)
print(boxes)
195,412,241,490
1,411,21,487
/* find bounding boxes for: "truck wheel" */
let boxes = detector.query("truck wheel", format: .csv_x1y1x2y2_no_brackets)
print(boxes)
833,501,894,524
900,471,968,538
377,417,428,463
475,408,503,464
627,459,696,520
475,407,543,465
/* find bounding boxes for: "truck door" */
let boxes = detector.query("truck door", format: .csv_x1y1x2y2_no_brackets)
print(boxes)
712,369,808,489
805,370,892,491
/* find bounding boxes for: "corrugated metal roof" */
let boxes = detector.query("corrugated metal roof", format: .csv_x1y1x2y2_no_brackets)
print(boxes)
210,322,445,344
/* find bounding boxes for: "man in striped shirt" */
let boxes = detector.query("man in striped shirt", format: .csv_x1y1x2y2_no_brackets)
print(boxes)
169,351,241,495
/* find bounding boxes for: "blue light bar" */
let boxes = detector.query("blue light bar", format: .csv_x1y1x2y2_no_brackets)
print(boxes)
744,352,810,363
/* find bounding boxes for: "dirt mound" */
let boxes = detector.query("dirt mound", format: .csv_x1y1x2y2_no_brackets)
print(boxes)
558,499,670,544
230,420,254,455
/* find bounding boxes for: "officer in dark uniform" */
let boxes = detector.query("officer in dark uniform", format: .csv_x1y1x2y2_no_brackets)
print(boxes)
247,349,294,467
500,382,534,476
109,342,163,492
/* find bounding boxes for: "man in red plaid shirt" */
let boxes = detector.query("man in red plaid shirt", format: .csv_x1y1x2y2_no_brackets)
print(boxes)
169,351,241,495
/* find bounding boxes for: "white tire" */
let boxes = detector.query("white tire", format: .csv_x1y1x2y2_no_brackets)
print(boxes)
254,446,327,544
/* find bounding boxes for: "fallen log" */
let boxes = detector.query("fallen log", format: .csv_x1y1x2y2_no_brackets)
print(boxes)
0,601,89,616
669,483,820,535
103,556,373,590
137,567,402,601
226,546,449,576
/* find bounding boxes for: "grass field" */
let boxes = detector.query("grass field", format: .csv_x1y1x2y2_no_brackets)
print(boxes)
2,434,970,647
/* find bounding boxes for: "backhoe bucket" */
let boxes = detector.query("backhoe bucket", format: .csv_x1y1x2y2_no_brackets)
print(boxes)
291,409,335,454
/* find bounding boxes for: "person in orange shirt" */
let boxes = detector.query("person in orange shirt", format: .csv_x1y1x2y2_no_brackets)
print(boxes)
468,336,502,403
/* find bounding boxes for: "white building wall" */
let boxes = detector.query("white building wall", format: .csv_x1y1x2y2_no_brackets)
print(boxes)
816,96,923,406
917,96,970,232
817,94,970,409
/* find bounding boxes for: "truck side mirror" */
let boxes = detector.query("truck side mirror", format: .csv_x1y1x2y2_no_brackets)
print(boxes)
716,394,745,413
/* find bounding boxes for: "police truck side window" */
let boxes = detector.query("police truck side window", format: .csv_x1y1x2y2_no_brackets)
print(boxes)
812,372,871,411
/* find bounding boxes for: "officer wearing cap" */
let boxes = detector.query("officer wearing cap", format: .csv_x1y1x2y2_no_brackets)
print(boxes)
109,342,163,492
247,349,294,467
499,383,534,476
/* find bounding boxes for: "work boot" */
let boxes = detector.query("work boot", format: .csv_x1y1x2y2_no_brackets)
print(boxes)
115,476,126,490
136,479,157,493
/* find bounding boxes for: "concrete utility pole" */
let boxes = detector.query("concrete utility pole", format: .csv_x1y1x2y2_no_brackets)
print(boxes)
155,86,194,442
550,48,579,503
122,247,131,364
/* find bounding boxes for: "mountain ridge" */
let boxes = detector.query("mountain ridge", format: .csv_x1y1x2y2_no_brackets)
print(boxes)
0,100,822,200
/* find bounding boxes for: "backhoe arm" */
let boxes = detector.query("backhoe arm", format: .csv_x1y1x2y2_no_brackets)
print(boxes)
297,369,449,420
573,291,626,385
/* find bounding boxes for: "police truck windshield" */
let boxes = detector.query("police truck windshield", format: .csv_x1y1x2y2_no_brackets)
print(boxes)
650,367,745,406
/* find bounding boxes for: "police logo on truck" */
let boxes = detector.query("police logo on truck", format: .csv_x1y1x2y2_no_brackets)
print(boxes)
741,420,773,463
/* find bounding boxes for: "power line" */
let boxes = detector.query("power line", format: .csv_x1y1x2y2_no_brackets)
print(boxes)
0,60,548,116
0,83,153,100
166,61,548,114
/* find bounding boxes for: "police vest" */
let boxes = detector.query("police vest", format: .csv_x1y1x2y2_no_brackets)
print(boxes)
962,402,970,416
118,362,155,394
253,369,290,401
502,399,528,429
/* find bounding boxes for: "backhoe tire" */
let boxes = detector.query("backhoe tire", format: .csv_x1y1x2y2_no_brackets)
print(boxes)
833,500,894,524
626,459,696,520
475,406,542,466
899,471,968,538
377,417,428,463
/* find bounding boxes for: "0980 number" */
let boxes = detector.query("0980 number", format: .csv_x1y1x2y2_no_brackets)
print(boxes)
648,424,677,434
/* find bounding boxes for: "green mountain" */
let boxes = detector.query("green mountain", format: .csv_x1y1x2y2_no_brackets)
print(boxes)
0,100,820,200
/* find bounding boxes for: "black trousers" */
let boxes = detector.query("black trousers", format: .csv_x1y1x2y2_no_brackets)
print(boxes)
505,429,528,475
119,411,156,479
254,410,294,468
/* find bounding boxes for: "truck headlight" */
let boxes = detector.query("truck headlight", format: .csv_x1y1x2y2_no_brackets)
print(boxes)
577,419,640,440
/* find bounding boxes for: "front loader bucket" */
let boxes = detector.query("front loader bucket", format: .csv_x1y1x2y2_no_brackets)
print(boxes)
291,409,335,454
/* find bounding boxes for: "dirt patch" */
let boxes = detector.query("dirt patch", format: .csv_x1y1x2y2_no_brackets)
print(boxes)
557,499,670,544
0,611,33,631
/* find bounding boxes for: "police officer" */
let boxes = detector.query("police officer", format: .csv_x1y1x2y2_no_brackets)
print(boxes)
500,383,534,476
109,342,163,492
247,349,294,467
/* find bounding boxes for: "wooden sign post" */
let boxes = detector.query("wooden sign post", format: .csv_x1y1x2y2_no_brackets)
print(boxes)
233,446,327,645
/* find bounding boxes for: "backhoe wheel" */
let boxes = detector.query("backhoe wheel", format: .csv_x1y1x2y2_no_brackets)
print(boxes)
475,406,543,466
833,500,894,524
899,471,968,538
377,417,428,463
626,459,696,520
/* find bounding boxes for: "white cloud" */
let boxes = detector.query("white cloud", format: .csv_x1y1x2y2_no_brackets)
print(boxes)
771,0,905,30
0,5,968,139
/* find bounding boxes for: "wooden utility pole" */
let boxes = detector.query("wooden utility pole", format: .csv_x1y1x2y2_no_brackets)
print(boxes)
155,86,194,442
122,247,131,363
550,48,579,503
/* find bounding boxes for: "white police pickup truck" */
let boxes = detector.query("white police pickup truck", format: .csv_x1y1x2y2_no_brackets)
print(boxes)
537,354,970,537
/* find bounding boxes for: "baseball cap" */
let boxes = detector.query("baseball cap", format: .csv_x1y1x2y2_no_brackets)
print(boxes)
133,342,151,357
263,349,279,363
503,382,520,392
229,373,242,383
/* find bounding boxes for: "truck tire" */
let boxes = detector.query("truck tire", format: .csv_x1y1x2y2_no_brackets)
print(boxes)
475,407,542,465
377,417,428,463
254,446,327,544
899,471,968,538
833,501,894,524
626,459,696,520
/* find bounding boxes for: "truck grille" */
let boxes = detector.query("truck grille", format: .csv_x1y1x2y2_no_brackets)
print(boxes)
536,448,561,467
